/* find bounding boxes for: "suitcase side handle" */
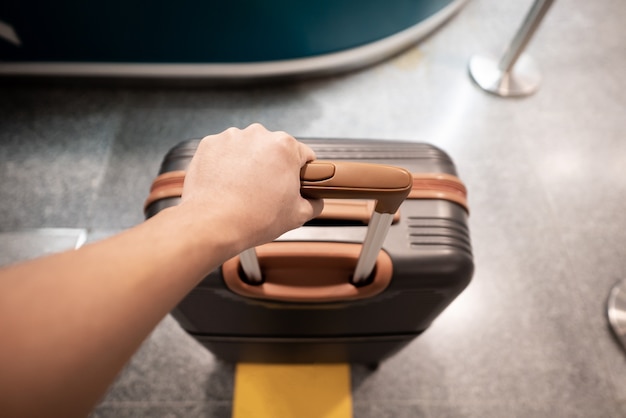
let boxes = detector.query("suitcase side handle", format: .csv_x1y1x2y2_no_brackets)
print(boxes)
241,161,413,286
224,242,394,303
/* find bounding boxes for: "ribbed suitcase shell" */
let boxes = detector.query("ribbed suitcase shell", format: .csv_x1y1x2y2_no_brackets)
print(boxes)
145,139,473,365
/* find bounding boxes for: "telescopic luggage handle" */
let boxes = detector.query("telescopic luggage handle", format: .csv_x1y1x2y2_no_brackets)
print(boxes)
300,161,412,214
240,161,413,285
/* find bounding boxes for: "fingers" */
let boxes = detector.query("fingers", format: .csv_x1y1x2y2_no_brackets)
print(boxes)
246,124,322,225
294,196,324,229
307,197,325,219
288,135,321,221
243,123,316,165
297,141,317,165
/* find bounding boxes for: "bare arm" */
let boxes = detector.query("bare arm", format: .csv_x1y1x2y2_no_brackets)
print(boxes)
0,124,322,417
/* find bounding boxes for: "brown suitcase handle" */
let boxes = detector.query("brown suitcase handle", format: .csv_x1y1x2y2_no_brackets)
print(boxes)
144,161,413,215
300,161,413,214
222,242,393,303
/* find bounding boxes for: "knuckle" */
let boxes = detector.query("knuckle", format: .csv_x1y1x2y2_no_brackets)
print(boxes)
199,134,217,149
224,126,240,136
274,131,296,146
247,122,266,131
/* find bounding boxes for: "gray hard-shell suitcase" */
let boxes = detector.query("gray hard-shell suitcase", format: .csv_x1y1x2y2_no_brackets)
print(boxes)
144,138,473,365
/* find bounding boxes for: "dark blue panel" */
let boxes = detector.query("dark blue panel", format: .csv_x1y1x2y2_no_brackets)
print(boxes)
0,0,454,62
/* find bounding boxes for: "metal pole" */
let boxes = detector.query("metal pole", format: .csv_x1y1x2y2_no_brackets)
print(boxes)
469,0,555,97
352,211,394,285
499,0,555,72
240,248,263,284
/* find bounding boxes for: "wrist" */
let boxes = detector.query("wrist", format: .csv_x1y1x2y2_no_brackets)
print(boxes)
158,201,246,270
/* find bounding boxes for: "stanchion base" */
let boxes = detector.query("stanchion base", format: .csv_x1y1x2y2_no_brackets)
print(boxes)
608,278,626,354
469,53,541,97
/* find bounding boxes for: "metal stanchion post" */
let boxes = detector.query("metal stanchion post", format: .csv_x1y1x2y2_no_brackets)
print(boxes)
469,0,555,97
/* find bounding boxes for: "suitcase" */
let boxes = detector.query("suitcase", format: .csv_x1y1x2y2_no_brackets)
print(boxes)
144,138,473,365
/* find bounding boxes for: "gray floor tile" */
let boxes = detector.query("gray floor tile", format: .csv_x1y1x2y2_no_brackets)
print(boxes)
353,400,585,418
2,0,626,415
0,87,125,230
421,399,621,418
554,223,626,402
91,402,231,418
353,402,430,418
98,316,234,404
0,228,85,266
83,229,124,245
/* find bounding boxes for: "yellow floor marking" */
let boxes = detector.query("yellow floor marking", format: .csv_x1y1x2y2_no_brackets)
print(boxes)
232,363,352,418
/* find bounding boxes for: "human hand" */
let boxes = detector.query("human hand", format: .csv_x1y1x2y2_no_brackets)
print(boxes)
180,124,323,253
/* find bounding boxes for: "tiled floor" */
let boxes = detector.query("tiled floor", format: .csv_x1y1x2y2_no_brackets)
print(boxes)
2,0,626,416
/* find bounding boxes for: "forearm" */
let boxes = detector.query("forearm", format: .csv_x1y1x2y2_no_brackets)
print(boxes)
0,124,322,417
0,204,238,417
